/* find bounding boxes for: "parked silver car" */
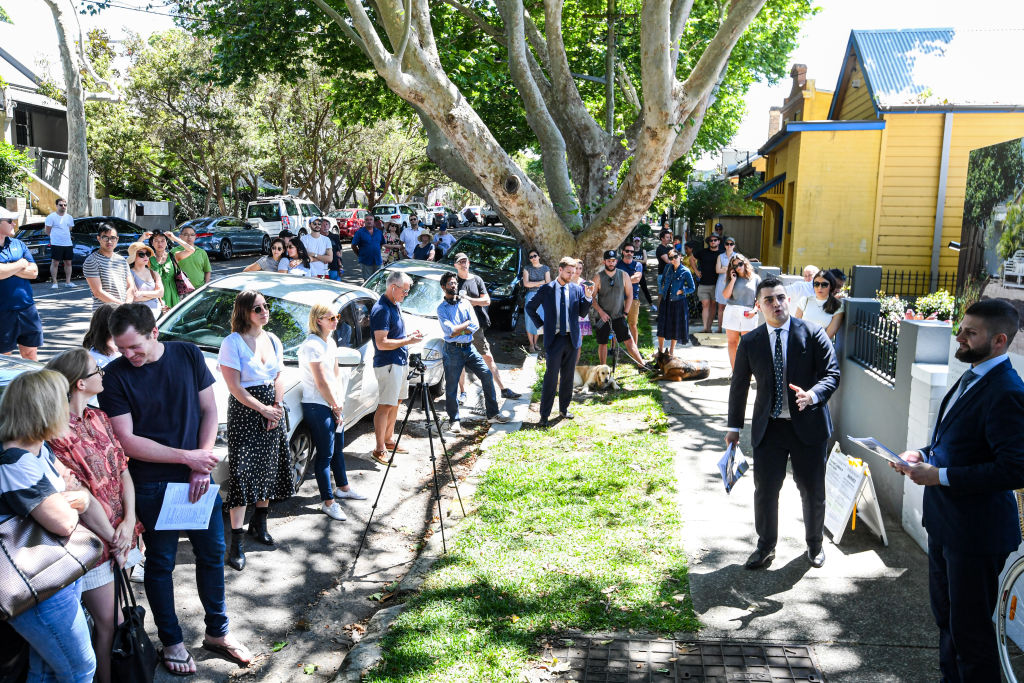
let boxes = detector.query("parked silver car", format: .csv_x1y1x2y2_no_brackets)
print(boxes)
181,216,271,259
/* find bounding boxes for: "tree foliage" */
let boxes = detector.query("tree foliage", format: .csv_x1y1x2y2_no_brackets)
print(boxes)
681,176,761,227
964,138,1024,231
0,141,31,199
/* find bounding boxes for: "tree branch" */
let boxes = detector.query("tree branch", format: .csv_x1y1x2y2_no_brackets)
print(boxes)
615,62,640,115
395,0,414,67
669,0,695,73
497,0,580,228
309,0,372,64
523,7,549,70
440,0,504,39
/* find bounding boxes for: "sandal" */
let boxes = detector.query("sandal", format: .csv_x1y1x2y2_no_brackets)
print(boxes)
384,441,409,454
202,639,252,666
159,648,196,677
371,449,395,467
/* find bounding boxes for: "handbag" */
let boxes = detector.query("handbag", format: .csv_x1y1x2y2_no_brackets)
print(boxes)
0,514,103,621
172,258,195,298
110,567,156,682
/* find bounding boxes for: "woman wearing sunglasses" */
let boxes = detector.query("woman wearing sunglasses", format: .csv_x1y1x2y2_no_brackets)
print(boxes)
656,249,696,356
278,240,312,276
217,290,293,571
721,253,761,369
127,242,164,314
794,269,845,341
522,250,551,353
714,236,738,314
298,303,365,522
244,238,286,273
45,349,144,683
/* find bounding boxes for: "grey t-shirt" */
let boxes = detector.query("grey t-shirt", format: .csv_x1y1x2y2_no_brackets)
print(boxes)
727,274,760,307
83,251,130,310
596,268,627,319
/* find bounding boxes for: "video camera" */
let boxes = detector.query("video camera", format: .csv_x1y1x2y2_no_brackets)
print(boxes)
408,352,425,372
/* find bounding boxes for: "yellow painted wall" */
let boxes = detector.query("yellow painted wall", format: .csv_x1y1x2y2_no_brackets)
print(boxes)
804,83,835,121
785,129,883,269
838,63,877,121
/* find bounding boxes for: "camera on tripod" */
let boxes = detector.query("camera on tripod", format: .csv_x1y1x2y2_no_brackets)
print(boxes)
408,352,425,372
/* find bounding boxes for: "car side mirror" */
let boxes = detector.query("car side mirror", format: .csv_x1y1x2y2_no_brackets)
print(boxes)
336,347,362,367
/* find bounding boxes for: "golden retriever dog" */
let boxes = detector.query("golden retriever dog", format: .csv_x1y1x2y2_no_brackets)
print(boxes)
574,364,620,392
648,351,710,381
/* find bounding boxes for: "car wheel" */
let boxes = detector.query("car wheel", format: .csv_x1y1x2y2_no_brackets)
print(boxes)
219,240,233,260
429,374,445,400
261,235,270,254
288,425,314,491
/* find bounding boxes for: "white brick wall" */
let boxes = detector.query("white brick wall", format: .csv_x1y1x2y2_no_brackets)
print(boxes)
902,362,949,552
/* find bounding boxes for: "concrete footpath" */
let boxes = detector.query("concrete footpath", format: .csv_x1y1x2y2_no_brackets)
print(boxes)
662,332,939,682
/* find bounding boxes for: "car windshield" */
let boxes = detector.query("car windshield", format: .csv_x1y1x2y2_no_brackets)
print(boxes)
247,204,281,221
363,271,443,319
446,238,518,273
158,287,312,361
373,206,397,216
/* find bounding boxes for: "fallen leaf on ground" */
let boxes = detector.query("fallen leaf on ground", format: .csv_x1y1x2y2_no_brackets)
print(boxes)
303,664,318,674
601,585,619,594
271,641,287,652
510,614,520,623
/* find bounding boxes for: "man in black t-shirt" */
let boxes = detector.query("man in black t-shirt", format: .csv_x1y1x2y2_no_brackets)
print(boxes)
452,252,520,402
694,234,724,333
654,230,674,293
101,304,251,675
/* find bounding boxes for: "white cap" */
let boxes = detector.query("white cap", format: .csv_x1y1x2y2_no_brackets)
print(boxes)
0,207,18,220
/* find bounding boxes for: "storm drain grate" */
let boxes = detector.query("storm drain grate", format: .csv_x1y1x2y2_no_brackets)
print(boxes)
546,636,824,682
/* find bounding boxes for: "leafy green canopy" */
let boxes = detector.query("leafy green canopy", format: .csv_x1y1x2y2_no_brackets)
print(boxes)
175,0,814,168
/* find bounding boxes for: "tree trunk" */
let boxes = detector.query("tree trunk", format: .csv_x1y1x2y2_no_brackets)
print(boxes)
43,0,89,216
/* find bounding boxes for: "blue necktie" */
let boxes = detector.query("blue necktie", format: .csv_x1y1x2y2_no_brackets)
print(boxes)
771,329,784,418
559,285,568,334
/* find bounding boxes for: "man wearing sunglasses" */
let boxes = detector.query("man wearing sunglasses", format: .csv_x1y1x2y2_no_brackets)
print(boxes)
83,224,134,310
726,276,840,571
44,197,75,289
0,207,43,360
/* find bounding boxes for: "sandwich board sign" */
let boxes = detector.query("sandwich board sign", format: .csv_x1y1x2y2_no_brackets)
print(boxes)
824,443,888,546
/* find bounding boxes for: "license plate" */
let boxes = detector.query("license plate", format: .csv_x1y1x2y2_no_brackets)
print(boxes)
31,247,41,255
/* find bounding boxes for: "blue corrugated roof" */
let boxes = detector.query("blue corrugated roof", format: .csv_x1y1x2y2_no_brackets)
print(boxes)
832,28,1024,113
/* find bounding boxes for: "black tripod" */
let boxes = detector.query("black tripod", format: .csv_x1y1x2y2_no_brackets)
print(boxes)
355,361,466,560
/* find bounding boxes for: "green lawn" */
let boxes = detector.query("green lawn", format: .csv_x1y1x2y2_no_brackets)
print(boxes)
366,312,696,682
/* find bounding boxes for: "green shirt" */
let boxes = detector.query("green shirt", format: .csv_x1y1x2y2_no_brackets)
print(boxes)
173,247,211,288
149,254,179,308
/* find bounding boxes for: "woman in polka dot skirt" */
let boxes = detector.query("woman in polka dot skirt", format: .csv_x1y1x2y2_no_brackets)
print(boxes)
217,289,295,571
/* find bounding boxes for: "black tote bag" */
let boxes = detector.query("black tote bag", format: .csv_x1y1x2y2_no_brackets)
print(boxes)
110,566,156,683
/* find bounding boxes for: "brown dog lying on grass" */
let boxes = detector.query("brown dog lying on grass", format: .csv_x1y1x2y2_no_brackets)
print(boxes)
648,351,710,381
573,364,620,392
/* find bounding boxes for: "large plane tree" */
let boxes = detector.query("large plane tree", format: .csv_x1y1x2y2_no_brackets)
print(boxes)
175,0,812,266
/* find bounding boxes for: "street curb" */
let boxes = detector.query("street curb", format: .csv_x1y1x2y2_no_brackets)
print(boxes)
331,354,536,681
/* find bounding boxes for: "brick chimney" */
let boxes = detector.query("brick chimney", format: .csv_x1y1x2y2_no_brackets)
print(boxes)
768,106,782,137
790,63,807,89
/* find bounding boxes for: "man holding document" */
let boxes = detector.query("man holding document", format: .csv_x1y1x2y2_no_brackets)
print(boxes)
726,277,840,570
100,304,251,676
893,299,1024,683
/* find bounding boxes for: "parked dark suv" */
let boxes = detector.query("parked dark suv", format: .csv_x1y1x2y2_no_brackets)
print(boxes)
441,231,525,331
17,216,147,275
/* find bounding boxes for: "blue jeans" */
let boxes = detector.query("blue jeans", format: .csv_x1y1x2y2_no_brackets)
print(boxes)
443,342,499,422
9,580,95,683
302,403,349,500
134,479,229,646
328,269,342,281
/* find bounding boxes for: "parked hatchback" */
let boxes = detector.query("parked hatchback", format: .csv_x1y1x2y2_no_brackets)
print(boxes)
440,231,525,330
327,208,370,239
246,196,324,237
17,216,147,275
180,216,270,259
371,203,413,230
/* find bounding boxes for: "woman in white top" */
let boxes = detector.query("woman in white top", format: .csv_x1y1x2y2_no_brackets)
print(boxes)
217,290,293,572
298,303,365,522
127,242,164,314
278,240,312,276
714,236,738,306
794,269,845,340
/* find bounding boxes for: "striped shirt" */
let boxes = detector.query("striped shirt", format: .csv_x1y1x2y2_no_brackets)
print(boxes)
83,251,130,310
0,446,65,519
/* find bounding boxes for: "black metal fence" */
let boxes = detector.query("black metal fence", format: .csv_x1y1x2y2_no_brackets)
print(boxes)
785,266,957,300
849,309,899,385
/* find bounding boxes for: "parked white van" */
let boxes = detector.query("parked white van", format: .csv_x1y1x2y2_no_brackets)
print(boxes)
246,196,325,236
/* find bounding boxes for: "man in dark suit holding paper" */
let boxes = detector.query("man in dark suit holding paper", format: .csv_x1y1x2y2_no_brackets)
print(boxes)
527,256,593,428
726,277,840,570
895,299,1024,682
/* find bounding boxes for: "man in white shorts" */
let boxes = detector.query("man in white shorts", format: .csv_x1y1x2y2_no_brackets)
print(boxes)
369,271,423,466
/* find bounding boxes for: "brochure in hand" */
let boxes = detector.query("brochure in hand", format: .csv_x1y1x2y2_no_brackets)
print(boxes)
718,443,749,494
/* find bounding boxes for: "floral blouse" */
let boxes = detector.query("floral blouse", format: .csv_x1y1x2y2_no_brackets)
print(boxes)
49,407,143,563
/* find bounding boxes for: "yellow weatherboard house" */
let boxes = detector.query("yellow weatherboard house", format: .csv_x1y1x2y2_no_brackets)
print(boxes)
747,28,1024,291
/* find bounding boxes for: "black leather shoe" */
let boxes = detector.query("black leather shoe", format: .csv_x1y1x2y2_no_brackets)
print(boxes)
744,547,775,570
559,411,575,420
247,509,275,547
538,418,551,428
227,530,245,571
808,547,825,568
501,388,521,399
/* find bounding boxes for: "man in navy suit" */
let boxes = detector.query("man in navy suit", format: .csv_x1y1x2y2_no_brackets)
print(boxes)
896,299,1024,682
727,277,840,569
526,256,594,428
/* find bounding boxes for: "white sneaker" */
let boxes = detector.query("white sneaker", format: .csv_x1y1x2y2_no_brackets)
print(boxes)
51,282,59,289
333,487,366,501
66,281,77,288
488,413,510,424
448,421,463,435
129,563,145,583
322,502,347,520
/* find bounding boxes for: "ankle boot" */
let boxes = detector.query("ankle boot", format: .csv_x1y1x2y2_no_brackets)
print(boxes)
247,507,275,547
227,529,245,571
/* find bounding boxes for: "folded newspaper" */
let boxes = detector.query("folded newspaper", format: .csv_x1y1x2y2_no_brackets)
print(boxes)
718,444,749,494
847,436,909,467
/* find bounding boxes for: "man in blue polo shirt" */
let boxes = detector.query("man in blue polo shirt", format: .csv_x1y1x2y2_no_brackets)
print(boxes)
351,217,385,280
370,271,423,466
436,272,508,435
0,208,43,360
